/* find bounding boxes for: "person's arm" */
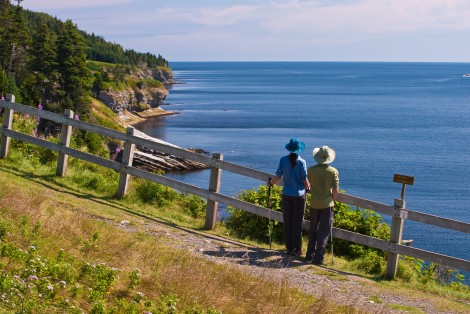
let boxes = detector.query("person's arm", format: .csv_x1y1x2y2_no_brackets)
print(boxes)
332,169,339,201
332,188,338,201
303,178,311,192
268,175,280,186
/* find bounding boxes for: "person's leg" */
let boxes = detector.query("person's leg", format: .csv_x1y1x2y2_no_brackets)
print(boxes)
306,207,320,261
282,195,293,253
290,195,306,255
313,207,333,265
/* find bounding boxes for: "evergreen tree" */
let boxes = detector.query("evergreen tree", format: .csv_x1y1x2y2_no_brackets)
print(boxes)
92,72,104,98
1,5,31,77
21,22,58,105
56,20,90,115
0,0,13,71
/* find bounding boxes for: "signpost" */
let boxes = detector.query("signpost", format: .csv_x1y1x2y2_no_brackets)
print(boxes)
393,174,415,200
386,173,415,279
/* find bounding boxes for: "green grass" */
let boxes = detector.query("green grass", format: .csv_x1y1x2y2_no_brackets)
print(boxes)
0,159,331,313
0,117,469,313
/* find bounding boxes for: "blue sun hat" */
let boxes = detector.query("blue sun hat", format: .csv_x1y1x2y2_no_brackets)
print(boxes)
285,138,305,154
313,146,336,164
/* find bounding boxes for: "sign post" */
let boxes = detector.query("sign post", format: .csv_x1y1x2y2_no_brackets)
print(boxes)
393,174,415,200
386,174,415,279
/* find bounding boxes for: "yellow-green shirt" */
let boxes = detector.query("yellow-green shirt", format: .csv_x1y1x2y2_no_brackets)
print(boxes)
307,164,339,208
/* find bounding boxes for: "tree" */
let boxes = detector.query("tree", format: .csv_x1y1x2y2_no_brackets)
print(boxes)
1,5,31,76
92,72,104,98
56,20,90,114
19,22,59,105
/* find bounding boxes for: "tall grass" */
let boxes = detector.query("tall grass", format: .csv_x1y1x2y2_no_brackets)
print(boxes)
0,163,361,313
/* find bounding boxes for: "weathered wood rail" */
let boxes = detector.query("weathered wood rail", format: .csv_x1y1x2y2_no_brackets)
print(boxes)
1,95,469,279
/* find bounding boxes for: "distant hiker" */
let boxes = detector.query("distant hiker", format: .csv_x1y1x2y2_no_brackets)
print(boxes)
268,138,310,256
305,146,339,265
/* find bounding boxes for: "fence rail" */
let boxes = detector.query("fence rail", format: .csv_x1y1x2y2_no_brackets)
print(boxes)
1,95,469,278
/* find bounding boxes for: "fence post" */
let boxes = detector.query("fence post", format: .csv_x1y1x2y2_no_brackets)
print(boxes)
56,109,74,176
116,127,136,199
385,198,406,279
205,153,223,230
0,94,15,159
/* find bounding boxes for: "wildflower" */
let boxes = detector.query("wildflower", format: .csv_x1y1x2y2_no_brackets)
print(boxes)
25,113,29,118
27,275,39,281
29,245,37,251
47,285,53,291
60,280,66,286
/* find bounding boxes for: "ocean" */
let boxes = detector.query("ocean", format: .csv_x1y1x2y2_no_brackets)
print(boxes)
135,62,470,273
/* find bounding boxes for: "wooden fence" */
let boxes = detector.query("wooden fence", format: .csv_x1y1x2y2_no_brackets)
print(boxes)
1,94,469,279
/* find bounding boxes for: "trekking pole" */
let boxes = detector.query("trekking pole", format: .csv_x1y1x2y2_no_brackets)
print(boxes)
331,202,335,265
267,177,273,250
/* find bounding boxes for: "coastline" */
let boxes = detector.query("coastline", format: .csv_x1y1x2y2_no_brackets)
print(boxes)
118,107,177,126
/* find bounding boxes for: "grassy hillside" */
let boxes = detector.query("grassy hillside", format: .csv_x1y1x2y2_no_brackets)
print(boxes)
0,153,351,313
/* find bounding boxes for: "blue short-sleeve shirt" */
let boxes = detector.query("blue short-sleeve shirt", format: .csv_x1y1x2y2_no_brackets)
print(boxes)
275,155,307,197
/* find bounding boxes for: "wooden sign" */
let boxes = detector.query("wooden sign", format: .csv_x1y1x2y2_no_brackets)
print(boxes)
393,174,415,185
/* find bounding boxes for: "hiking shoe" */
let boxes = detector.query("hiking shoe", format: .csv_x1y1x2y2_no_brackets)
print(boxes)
312,259,326,266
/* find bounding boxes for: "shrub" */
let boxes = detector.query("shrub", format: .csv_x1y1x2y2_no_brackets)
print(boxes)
224,184,285,244
333,201,390,259
135,180,178,207
225,184,390,260
180,194,206,218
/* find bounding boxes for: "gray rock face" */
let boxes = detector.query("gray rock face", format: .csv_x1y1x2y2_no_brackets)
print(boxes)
98,86,169,112
97,66,173,112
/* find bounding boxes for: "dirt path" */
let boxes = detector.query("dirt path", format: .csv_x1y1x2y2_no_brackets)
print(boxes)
107,216,469,314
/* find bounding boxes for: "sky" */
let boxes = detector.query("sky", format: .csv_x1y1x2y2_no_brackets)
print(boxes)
18,0,470,62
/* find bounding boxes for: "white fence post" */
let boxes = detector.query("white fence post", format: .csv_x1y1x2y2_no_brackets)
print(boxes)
116,127,135,199
56,109,74,176
385,198,406,279
0,94,15,159
205,153,223,230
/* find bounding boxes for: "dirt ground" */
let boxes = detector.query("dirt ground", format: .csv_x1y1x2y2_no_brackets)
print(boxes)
106,216,469,314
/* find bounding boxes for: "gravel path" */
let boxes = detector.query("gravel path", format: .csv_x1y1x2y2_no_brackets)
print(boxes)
109,217,467,314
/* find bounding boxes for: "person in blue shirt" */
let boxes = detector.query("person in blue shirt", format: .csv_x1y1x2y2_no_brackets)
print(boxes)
268,138,311,256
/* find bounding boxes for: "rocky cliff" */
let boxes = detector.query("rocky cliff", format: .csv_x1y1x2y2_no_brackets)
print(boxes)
98,67,174,113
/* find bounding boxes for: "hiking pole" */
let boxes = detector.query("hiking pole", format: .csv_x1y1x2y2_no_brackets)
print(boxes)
267,177,273,250
330,202,335,265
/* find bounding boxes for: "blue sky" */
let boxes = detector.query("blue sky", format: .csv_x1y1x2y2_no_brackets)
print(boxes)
20,0,470,62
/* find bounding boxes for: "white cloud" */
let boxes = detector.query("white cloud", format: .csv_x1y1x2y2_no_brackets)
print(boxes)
21,0,134,10
263,0,470,35
19,0,470,61
189,5,261,26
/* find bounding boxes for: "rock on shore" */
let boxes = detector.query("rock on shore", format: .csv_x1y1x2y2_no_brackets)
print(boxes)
112,128,208,173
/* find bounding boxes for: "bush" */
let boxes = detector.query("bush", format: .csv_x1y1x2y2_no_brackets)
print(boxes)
11,114,59,164
225,184,390,260
224,184,285,244
135,180,178,207
333,201,390,259
180,193,206,218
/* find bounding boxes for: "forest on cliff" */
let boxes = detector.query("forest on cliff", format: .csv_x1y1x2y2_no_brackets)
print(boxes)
0,0,169,121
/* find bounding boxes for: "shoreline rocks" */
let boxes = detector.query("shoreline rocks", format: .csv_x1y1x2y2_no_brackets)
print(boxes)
111,126,209,174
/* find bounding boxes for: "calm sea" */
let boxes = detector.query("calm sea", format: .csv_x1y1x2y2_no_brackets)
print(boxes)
135,62,470,272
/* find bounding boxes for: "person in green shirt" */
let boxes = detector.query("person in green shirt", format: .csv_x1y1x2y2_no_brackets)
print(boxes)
305,146,339,265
